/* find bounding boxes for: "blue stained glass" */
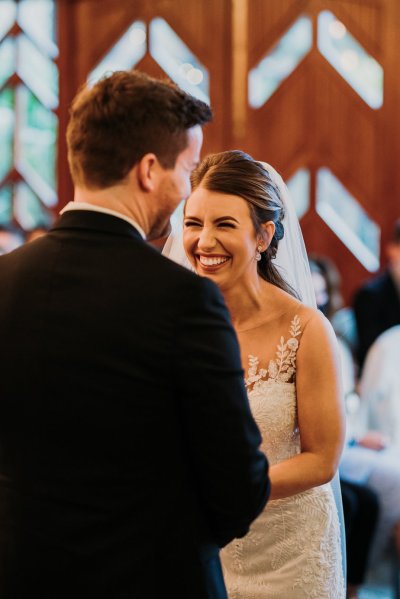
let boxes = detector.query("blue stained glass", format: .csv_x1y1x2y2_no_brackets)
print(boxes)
18,0,57,57
249,16,312,108
0,37,15,89
18,35,59,109
287,168,310,219
88,21,147,85
0,1,16,40
150,18,210,104
316,168,380,271
318,11,383,109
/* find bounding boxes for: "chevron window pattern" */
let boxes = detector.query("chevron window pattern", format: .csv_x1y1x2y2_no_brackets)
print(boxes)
318,11,383,109
89,21,147,85
248,15,312,108
0,0,57,234
150,18,209,104
89,17,210,105
316,168,380,272
287,168,311,220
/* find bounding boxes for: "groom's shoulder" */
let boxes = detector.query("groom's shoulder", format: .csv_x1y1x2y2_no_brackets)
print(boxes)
148,248,224,304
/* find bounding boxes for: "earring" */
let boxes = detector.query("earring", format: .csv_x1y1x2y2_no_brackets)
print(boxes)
255,245,263,261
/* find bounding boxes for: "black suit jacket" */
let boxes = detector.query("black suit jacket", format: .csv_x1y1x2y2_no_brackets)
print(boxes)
0,210,270,598
353,270,400,368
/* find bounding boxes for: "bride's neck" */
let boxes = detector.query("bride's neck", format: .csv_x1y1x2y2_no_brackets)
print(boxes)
223,280,267,330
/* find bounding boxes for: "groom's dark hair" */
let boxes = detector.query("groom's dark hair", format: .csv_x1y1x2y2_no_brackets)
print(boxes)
67,69,212,189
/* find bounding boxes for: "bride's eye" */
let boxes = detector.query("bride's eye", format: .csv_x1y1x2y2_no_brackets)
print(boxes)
184,220,201,228
218,222,236,228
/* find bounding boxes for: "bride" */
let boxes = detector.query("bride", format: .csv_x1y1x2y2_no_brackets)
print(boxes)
163,150,346,598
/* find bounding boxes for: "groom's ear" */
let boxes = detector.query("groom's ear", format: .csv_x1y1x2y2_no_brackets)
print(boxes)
136,153,158,192
259,221,275,250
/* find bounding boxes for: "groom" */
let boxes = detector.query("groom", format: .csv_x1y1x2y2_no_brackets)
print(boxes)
0,70,270,598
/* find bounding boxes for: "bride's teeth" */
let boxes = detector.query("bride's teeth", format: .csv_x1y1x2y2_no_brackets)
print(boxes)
199,256,229,266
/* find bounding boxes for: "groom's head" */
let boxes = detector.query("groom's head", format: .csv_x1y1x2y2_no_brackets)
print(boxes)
66,70,212,191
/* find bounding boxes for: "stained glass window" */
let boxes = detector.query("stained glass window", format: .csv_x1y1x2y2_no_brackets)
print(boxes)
88,21,147,85
249,16,312,108
318,10,383,109
0,0,57,240
316,168,380,271
287,168,310,220
149,18,210,104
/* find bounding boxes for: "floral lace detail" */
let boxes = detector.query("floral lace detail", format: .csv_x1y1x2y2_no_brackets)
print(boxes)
245,315,301,390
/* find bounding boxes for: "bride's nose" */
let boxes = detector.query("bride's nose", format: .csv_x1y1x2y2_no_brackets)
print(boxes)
197,226,217,250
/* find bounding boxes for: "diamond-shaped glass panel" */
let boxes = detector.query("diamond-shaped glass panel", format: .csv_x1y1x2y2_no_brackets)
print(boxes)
0,87,14,183
0,37,15,89
249,16,312,108
18,0,57,58
88,21,147,85
287,168,310,219
0,185,13,226
150,18,210,104
18,34,59,109
316,167,380,271
14,181,52,230
17,86,58,195
0,1,16,40
318,11,383,109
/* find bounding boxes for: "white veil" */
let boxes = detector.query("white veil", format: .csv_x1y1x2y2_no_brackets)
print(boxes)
162,161,346,580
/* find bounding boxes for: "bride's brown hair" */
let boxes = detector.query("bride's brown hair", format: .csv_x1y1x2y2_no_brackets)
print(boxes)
190,150,298,298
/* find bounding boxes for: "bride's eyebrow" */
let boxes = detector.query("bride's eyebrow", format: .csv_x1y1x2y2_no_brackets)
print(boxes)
214,216,239,223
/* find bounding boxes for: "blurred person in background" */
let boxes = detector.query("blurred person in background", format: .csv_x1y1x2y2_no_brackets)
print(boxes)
353,218,400,370
310,255,400,581
0,224,24,254
24,224,50,243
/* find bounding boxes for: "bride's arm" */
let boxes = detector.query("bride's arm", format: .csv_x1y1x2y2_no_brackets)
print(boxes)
268,310,345,500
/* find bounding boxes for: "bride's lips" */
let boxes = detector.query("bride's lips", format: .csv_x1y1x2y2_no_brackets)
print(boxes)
195,253,230,271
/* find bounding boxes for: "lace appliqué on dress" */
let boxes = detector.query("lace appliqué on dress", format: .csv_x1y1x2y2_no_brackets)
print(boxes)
245,315,301,391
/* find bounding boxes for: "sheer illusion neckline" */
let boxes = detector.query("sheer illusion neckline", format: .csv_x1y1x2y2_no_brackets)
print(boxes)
244,315,301,389
235,301,303,333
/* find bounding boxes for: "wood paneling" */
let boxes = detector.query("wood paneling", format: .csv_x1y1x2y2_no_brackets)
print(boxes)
56,0,400,304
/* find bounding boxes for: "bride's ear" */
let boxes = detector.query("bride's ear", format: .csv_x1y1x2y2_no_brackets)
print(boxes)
258,221,275,251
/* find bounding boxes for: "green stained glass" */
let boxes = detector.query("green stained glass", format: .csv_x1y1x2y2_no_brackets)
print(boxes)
0,186,13,225
0,87,14,183
14,181,52,230
0,37,15,89
0,1,16,40
18,86,58,193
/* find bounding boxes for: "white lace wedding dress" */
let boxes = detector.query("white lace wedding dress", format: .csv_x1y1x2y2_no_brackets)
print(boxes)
221,316,345,598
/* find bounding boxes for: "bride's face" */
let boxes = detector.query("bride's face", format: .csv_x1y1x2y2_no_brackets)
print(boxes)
183,186,262,290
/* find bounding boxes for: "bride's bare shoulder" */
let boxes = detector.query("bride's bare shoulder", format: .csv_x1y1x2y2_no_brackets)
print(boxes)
296,306,338,354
